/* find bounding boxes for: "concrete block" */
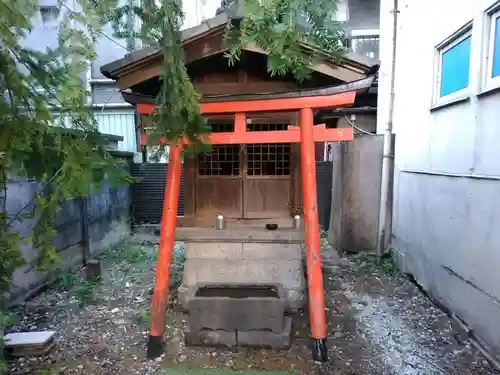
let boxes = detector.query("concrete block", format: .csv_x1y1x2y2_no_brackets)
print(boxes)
179,257,305,311
237,317,293,349
184,327,237,347
185,242,302,260
185,242,243,259
242,243,302,260
188,286,285,333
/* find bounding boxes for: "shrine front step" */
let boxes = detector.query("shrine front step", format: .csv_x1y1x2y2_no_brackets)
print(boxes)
185,317,293,349
179,242,306,312
186,284,292,348
188,284,285,333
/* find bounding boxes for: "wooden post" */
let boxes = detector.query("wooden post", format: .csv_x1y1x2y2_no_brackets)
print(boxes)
78,196,90,264
85,259,101,282
147,143,182,359
299,108,328,362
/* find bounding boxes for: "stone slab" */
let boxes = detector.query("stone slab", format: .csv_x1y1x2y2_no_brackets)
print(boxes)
176,227,304,243
9,340,56,358
4,331,56,348
185,317,292,349
237,317,292,349
184,242,303,260
184,328,237,347
185,242,243,259
179,256,305,311
188,295,285,333
242,243,303,260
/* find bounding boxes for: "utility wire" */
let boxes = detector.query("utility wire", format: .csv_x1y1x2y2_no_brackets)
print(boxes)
343,115,376,136
59,1,130,51
4,1,129,52
6,168,63,226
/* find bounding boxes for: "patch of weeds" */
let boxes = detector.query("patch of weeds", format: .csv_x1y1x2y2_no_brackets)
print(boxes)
54,270,78,291
356,251,398,276
320,230,329,248
53,269,101,308
135,309,151,327
73,280,99,308
125,246,152,263
357,251,373,264
170,244,186,289
0,311,16,374
107,244,151,265
379,254,397,275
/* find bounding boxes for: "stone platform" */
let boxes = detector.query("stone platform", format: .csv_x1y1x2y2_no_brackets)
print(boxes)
179,231,305,349
178,242,305,312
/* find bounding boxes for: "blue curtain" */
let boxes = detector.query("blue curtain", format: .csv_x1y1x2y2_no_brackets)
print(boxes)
440,36,471,97
492,16,500,78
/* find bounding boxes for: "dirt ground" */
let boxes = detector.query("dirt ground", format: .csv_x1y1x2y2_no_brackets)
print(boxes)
6,239,499,375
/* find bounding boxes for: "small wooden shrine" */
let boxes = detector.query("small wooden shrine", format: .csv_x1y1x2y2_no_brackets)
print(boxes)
101,12,377,362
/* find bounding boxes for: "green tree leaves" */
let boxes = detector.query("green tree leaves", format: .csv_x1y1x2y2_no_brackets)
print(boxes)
108,0,211,150
0,0,134,294
224,0,345,82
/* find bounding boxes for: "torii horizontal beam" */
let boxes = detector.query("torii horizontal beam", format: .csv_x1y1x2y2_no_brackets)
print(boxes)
137,90,356,115
140,124,354,145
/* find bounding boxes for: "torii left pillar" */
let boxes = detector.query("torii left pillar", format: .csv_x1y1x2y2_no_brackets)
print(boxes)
147,143,182,359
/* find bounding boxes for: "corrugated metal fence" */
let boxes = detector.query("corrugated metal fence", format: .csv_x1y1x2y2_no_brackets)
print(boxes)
130,163,185,222
131,162,332,229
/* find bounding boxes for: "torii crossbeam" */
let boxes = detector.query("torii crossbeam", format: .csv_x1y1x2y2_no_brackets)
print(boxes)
138,84,361,362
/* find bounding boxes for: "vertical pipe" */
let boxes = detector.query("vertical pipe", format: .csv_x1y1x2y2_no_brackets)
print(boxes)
299,108,328,362
376,0,398,259
147,143,182,359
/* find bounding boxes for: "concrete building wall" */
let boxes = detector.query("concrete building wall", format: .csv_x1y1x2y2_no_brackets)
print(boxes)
33,1,138,155
379,0,500,358
182,0,221,29
344,0,380,32
94,110,137,155
180,0,380,35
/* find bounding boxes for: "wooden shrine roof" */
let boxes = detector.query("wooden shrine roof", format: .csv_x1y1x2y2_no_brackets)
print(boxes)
100,13,379,89
120,76,375,106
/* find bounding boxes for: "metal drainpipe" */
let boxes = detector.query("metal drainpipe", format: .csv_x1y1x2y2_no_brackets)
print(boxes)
376,0,398,259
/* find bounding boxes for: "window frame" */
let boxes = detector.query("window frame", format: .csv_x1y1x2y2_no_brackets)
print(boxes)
484,5,500,91
39,5,59,27
350,29,380,60
433,23,473,106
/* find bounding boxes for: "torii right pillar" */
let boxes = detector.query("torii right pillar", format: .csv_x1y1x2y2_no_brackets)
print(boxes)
299,107,328,362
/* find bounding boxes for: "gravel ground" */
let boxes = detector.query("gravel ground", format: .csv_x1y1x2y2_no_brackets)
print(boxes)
5,240,499,375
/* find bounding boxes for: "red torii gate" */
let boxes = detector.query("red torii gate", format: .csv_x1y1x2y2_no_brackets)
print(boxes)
139,88,357,362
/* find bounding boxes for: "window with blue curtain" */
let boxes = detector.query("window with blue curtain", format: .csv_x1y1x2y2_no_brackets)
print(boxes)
440,36,471,97
492,15,500,78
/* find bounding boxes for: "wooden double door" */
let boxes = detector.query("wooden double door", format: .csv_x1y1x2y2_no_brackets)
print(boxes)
195,139,294,220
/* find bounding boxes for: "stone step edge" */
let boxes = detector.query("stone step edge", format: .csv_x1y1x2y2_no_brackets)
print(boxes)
184,317,292,349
